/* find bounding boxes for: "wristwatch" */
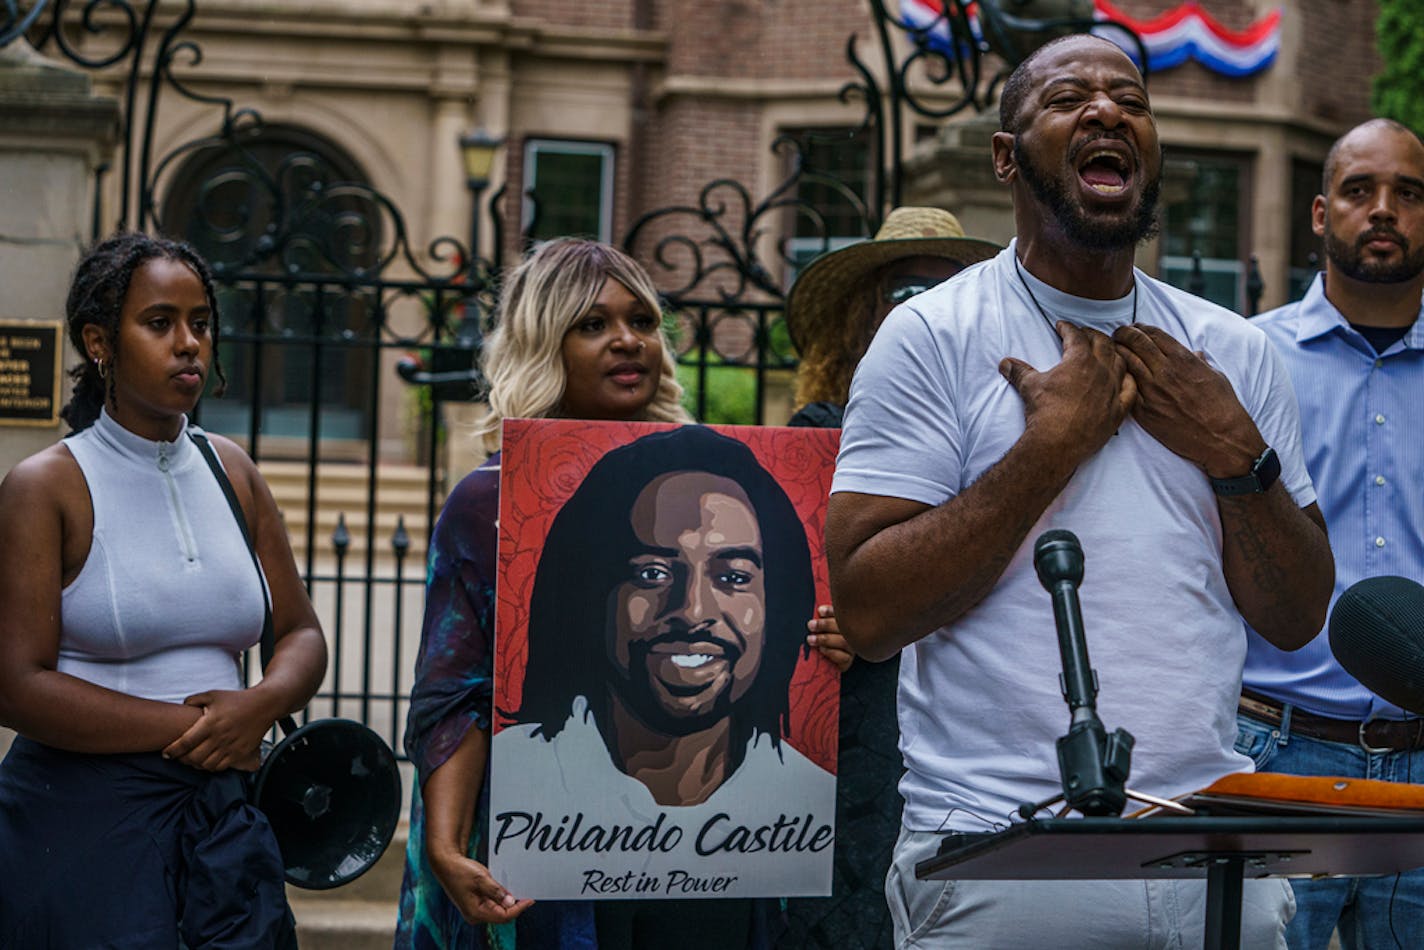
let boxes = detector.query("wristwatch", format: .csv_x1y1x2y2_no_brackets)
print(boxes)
1210,446,1281,496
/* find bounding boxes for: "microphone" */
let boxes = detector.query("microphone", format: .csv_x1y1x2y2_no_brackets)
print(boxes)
1329,576,1424,715
1035,530,1093,718
1031,529,1133,817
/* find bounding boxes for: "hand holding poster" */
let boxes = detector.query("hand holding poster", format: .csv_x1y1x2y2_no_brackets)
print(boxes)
490,419,841,900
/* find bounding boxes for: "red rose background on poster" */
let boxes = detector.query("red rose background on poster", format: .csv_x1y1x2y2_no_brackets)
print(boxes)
492,418,841,775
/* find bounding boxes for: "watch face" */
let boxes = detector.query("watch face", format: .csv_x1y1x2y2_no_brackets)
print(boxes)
1211,447,1279,496
1255,446,1281,493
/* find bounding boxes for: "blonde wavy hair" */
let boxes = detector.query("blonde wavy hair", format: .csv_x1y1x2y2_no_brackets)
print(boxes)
475,238,691,448
791,281,878,409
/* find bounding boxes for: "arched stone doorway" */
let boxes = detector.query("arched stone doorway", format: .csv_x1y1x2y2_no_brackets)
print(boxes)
160,124,378,457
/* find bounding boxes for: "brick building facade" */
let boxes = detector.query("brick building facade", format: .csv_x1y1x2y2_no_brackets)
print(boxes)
63,0,1383,447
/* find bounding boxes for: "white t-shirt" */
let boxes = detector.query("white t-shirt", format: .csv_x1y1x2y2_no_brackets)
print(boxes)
833,243,1315,832
489,696,836,899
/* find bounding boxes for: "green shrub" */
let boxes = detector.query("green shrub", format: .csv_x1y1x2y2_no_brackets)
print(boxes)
1374,1,1424,135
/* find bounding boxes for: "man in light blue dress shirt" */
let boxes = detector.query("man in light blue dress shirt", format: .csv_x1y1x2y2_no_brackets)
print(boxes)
1240,118,1424,949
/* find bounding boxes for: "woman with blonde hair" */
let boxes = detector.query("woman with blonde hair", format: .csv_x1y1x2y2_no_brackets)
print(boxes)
473,237,688,447
398,238,689,950
397,237,850,948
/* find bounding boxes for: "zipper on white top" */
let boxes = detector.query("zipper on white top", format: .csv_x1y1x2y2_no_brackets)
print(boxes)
158,443,199,563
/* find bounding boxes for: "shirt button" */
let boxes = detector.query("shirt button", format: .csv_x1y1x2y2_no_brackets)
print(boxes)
1375,360,1384,368
1376,413,1387,425
1376,537,1387,548
1376,475,1387,486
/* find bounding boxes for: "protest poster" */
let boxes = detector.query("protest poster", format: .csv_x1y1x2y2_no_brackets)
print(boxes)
489,418,840,900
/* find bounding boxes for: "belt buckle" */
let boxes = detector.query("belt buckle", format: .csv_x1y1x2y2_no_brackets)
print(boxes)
1358,718,1395,755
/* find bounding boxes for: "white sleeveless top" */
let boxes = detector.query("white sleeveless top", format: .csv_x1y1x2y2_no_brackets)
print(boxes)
60,409,266,702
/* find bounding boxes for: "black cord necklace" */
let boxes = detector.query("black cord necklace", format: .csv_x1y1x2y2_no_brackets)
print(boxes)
1014,253,1138,337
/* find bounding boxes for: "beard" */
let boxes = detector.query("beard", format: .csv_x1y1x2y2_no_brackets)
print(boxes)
608,640,739,738
1015,136,1162,251
1324,216,1424,284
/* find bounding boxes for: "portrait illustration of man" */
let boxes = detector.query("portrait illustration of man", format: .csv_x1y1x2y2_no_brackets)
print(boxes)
504,424,820,803
489,421,839,900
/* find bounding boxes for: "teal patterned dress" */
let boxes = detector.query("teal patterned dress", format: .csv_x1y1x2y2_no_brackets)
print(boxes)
395,455,597,950
395,452,784,950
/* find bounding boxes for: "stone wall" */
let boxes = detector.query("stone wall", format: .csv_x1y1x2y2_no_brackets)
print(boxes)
0,41,116,477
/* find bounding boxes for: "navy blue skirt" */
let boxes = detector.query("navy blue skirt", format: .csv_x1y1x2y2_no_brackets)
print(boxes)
0,736,297,948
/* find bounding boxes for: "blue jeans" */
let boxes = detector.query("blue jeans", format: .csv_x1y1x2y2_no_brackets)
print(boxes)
1235,709,1424,950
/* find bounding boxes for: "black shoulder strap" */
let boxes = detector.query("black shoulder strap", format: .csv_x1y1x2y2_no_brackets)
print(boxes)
188,431,301,734
188,432,299,733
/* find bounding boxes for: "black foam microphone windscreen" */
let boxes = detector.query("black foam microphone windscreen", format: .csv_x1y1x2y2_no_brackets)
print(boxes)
1328,576,1424,715
1034,528,1084,590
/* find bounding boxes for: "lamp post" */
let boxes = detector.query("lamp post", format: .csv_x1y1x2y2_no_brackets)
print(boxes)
454,128,503,359
458,128,503,272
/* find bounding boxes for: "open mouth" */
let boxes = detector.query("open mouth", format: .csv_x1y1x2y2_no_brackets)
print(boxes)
1077,147,1132,196
648,638,734,662
643,633,740,693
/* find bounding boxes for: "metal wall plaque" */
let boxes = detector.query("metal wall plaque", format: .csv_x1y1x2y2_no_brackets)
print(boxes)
0,321,63,427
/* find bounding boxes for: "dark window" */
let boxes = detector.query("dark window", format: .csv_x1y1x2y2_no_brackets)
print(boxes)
1160,151,1253,313
523,139,615,243
781,126,874,284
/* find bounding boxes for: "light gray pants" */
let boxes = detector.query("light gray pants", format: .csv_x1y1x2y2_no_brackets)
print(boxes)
887,828,1295,949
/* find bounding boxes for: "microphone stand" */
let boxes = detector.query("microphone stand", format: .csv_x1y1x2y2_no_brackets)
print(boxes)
1020,530,1192,819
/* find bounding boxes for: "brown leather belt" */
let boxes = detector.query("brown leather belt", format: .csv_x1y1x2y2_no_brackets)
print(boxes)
1239,688,1424,752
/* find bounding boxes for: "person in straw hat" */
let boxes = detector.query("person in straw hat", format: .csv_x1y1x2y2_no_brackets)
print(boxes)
785,206,1000,428
777,207,997,948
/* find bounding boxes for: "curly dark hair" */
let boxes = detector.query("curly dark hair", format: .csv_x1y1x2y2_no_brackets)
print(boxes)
61,231,226,433
503,425,816,758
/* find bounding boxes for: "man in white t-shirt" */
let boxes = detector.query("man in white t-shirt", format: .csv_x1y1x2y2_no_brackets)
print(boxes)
826,34,1334,948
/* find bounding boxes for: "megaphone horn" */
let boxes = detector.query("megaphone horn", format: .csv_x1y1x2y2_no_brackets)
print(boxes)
252,719,402,890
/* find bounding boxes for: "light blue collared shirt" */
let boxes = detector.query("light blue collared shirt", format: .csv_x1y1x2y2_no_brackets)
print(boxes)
1244,273,1424,720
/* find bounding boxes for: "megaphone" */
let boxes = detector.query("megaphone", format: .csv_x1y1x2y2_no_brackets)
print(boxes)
252,719,402,890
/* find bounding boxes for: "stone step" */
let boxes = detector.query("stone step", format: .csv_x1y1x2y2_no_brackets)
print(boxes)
259,460,432,490
278,509,432,561
258,460,441,561
289,898,397,950
288,823,408,949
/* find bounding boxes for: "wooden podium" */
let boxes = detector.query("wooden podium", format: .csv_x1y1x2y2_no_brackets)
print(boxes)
916,775,1424,950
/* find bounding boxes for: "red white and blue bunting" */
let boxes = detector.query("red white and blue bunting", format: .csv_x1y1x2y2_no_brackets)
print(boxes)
1094,0,1280,77
898,1,1282,78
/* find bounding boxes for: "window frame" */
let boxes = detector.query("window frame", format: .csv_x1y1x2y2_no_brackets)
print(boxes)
778,125,875,288
521,138,617,244
1158,149,1255,313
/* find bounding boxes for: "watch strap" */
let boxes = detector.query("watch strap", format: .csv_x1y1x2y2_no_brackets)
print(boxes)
1210,446,1281,496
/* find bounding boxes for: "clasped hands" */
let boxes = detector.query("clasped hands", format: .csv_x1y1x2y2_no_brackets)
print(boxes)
161,686,284,772
999,321,1265,478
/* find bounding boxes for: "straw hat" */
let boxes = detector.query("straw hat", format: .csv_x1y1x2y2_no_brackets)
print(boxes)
785,207,1001,353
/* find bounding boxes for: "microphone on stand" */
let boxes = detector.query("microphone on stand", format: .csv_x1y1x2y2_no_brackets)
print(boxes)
1329,576,1424,715
1023,529,1134,818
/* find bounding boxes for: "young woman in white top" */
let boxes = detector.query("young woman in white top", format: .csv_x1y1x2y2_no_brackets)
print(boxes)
0,231,328,947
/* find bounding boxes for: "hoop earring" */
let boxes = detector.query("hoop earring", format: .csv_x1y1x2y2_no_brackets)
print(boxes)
94,358,107,380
